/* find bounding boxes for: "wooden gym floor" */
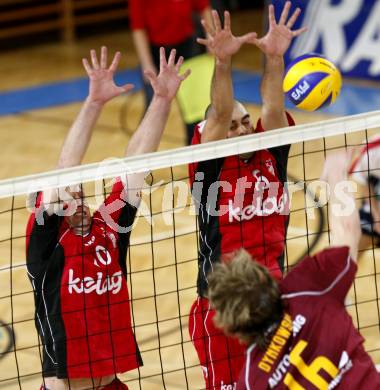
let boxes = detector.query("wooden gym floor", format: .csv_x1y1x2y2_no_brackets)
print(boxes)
0,10,379,390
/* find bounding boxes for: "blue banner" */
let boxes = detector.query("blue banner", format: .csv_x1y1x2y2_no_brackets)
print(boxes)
272,0,380,81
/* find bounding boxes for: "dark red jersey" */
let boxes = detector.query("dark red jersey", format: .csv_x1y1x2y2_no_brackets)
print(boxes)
26,180,142,379
129,0,209,46
238,246,380,389
189,115,294,296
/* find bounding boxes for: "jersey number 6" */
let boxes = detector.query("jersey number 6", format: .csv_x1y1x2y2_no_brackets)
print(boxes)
283,340,339,389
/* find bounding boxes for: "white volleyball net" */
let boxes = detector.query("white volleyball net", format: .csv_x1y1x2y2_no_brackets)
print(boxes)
0,111,379,389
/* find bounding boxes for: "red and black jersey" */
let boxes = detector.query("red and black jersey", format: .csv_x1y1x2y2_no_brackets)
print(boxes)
238,246,380,389
26,180,142,379
189,115,294,297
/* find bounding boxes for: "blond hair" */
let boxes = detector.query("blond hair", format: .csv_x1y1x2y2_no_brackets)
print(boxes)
207,249,283,349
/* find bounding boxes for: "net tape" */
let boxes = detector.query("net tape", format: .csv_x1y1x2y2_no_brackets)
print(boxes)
1,109,380,198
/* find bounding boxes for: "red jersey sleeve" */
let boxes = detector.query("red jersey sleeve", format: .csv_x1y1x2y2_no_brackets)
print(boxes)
94,178,138,234
128,0,145,30
256,112,295,184
26,192,43,251
192,0,210,12
281,246,356,303
255,111,295,132
188,121,225,194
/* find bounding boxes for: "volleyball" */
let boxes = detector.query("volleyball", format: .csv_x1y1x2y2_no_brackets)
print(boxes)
283,53,342,111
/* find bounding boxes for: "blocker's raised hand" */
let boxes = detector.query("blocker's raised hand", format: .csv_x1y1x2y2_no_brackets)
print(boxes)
251,1,307,57
144,48,191,101
197,10,257,63
82,46,134,105
320,148,354,183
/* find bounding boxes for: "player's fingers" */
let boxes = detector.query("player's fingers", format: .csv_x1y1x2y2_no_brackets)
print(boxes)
82,58,92,74
224,11,231,31
120,83,134,94
175,56,184,72
279,1,291,25
268,4,276,27
144,69,156,84
159,47,166,71
168,48,176,67
239,32,258,45
292,26,308,37
90,49,100,69
179,68,191,81
201,18,214,37
100,46,107,69
196,37,210,47
250,37,263,51
286,7,301,29
109,51,121,73
212,10,222,32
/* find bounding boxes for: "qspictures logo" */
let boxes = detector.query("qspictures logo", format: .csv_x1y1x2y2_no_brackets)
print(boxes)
26,156,359,233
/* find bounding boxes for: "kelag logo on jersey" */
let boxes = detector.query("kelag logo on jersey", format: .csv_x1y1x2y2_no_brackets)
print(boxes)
274,0,380,81
68,269,123,295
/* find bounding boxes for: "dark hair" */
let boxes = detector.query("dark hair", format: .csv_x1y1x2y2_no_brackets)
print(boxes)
207,249,284,349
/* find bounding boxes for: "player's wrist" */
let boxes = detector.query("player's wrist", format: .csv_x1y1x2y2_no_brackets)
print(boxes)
264,54,284,64
151,94,173,106
85,96,106,109
216,56,232,68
